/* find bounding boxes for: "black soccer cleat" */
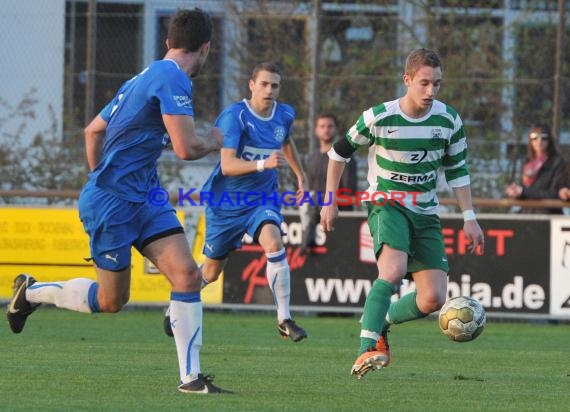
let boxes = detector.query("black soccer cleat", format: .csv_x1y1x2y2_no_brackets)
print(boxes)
163,315,174,337
177,374,232,394
6,274,40,334
163,306,173,337
278,319,308,342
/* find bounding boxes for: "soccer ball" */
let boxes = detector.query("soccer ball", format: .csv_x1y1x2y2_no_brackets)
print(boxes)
438,296,486,342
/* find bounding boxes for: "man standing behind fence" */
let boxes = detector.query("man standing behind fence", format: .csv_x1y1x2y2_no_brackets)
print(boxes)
300,113,358,254
320,48,484,379
6,8,230,394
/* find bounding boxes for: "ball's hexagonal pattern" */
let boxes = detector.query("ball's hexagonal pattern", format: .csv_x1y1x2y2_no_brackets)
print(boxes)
438,296,486,342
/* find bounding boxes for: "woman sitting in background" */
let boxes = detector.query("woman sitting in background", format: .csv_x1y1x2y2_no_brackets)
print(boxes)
505,124,566,214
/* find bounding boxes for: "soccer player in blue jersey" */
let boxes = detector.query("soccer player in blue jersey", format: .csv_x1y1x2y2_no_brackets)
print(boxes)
164,62,308,342
6,9,229,394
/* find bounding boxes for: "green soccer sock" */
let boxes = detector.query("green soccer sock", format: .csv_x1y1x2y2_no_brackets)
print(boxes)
385,291,427,331
359,279,396,354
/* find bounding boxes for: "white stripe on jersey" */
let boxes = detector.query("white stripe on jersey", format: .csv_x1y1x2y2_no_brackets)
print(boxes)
446,175,470,188
447,139,467,156
353,99,470,214
375,145,443,165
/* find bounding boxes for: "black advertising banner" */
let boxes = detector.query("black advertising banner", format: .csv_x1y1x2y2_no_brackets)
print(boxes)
222,214,375,308
222,213,551,316
443,217,549,314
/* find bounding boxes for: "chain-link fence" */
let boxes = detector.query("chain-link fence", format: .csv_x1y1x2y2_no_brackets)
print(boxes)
1,0,568,206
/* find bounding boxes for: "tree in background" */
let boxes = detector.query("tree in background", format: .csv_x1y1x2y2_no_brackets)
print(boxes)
2,1,568,206
0,89,84,205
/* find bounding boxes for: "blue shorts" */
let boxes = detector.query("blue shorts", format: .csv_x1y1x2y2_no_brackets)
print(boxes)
204,206,283,259
78,182,183,271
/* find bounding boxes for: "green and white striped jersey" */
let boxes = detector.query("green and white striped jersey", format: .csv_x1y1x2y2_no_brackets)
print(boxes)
346,98,470,214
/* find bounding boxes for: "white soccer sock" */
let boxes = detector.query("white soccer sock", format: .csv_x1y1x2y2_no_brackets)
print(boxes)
26,278,100,313
170,292,203,383
265,249,291,323
165,272,207,321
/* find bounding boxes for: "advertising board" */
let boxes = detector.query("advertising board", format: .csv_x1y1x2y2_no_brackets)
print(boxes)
0,208,222,304
222,213,560,318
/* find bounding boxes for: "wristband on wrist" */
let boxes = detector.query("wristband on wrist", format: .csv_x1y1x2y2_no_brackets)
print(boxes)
256,159,265,172
462,209,476,222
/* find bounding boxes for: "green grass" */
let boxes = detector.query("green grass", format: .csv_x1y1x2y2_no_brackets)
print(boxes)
1,309,569,411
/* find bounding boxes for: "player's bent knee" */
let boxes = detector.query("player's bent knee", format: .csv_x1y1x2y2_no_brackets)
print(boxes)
416,291,446,314
424,296,446,313
262,240,284,253
205,271,221,283
98,304,123,313
97,298,127,313
168,268,202,290
379,270,406,284
433,297,446,312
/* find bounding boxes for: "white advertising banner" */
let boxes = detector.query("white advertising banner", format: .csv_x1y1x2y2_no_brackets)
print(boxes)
549,218,570,317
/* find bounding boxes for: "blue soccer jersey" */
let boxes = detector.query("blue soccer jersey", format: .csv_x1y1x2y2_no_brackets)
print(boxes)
201,99,296,211
90,59,195,202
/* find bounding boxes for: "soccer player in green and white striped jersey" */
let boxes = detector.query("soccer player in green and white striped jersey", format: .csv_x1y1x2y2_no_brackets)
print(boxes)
320,48,485,379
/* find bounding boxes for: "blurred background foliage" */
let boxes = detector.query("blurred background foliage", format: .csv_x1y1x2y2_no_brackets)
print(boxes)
1,0,568,207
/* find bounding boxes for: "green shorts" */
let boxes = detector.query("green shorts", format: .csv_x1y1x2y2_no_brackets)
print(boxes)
367,202,449,273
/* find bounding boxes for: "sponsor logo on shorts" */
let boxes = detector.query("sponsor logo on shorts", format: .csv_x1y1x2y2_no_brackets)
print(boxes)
104,253,119,264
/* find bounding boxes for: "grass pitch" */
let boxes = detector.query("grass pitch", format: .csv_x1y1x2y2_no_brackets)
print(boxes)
1,308,569,411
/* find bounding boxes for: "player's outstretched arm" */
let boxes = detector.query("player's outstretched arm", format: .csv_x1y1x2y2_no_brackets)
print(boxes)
163,114,222,160
220,148,286,176
84,114,108,171
452,185,485,254
320,159,345,232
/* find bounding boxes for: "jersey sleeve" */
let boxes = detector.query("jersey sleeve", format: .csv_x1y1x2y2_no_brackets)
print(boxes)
442,112,470,187
99,80,129,122
155,70,194,117
284,104,296,142
346,104,385,149
99,100,114,123
215,109,243,149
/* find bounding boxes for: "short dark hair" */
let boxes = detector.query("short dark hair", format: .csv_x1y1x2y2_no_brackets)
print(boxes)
404,48,442,78
251,62,281,81
315,113,338,128
167,8,212,52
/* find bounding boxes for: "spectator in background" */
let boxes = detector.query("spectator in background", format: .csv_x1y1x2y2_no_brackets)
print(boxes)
300,113,358,254
505,124,567,214
559,179,570,202
557,165,570,215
